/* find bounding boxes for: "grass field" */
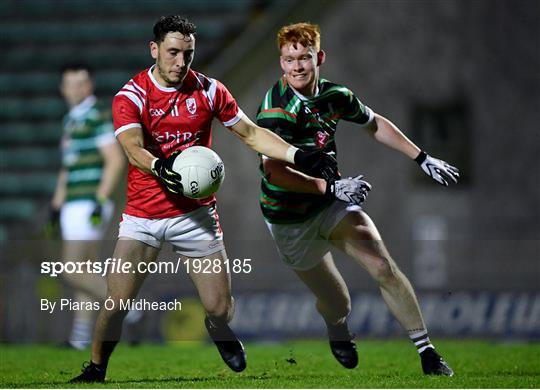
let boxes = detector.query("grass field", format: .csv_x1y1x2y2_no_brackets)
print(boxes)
1,340,539,388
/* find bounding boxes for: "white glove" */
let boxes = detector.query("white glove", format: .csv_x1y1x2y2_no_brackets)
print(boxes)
415,151,459,186
326,175,372,205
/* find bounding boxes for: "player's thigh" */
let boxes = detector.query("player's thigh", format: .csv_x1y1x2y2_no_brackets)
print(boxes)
294,252,350,309
329,209,393,270
105,238,160,300
61,239,106,296
184,249,232,312
61,240,102,285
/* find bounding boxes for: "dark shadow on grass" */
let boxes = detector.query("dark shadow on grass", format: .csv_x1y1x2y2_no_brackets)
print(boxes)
2,377,213,388
105,371,331,385
1,380,73,388
108,376,222,385
5,371,346,388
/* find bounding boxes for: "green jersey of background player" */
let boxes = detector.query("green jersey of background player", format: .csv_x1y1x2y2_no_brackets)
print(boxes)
257,22,458,376
49,63,125,350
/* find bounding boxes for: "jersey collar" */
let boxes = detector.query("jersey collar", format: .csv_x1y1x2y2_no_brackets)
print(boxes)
69,95,96,118
148,65,187,92
289,83,320,101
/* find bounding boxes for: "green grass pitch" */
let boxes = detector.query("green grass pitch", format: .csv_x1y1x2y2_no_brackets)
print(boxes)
1,340,539,388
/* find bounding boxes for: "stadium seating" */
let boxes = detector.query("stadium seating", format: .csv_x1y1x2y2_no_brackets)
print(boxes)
2,20,235,47
0,0,271,240
0,200,37,221
0,148,61,170
0,122,61,145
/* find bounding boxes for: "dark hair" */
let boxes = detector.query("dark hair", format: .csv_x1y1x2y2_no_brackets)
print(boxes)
153,15,197,43
61,62,93,77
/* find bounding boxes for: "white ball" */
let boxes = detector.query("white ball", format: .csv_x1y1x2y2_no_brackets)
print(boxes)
171,146,225,199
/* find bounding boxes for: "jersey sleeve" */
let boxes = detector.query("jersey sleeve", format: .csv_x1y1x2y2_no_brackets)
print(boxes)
340,88,374,126
112,93,143,137
88,107,116,147
213,80,243,127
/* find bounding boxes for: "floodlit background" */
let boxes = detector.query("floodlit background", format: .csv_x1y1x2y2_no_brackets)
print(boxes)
1,0,538,344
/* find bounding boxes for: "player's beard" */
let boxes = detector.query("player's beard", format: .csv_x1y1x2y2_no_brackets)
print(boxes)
156,60,185,88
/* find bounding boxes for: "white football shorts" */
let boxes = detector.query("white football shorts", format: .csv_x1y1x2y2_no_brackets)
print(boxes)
118,204,224,257
60,199,114,240
265,201,361,271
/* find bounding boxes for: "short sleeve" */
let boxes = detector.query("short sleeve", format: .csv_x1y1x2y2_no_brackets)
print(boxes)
90,109,116,147
340,88,374,126
95,123,116,147
112,94,142,137
213,80,243,127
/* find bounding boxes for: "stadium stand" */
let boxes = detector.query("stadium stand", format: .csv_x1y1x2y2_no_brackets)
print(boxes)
0,0,273,240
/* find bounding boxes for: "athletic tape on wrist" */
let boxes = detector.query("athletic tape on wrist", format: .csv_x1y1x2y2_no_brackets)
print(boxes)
286,146,299,164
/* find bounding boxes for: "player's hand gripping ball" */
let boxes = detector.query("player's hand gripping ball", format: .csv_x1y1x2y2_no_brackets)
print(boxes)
172,146,225,199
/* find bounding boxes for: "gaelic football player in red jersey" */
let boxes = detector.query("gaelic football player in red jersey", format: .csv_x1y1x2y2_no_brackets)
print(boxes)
70,15,338,383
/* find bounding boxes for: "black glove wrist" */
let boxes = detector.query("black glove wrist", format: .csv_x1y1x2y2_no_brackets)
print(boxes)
324,179,336,198
43,206,61,238
293,148,312,168
90,198,104,226
293,148,339,181
50,206,60,223
414,151,428,164
90,195,109,226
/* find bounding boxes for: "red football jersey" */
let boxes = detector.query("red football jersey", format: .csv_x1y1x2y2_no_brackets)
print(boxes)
112,67,243,218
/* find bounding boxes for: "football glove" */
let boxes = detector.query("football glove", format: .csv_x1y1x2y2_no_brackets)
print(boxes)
415,151,459,186
151,150,184,194
89,197,106,226
43,206,61,238
326,175,372,205
294,149,340,181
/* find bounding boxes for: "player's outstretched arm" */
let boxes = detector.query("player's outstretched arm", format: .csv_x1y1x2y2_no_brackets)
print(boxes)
365,113,459,186
262,158,371,206
229,115,338,179
262,157,327,194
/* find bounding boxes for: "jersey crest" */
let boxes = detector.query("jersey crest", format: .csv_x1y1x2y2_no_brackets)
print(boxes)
186,97,197,115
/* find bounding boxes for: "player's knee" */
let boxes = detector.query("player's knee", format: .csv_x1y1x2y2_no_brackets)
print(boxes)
372,257,397,284
204,294,233,321
101,293,132,319
99,303,128,327
334,296,351,319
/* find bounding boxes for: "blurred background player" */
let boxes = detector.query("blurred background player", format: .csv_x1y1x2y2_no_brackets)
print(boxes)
47,63,125,349
70,15,337,383
257,23,459,375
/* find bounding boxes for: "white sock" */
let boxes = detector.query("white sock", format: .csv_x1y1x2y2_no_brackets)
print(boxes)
409,329,434,354
125,309,143,324
69,318,93,350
